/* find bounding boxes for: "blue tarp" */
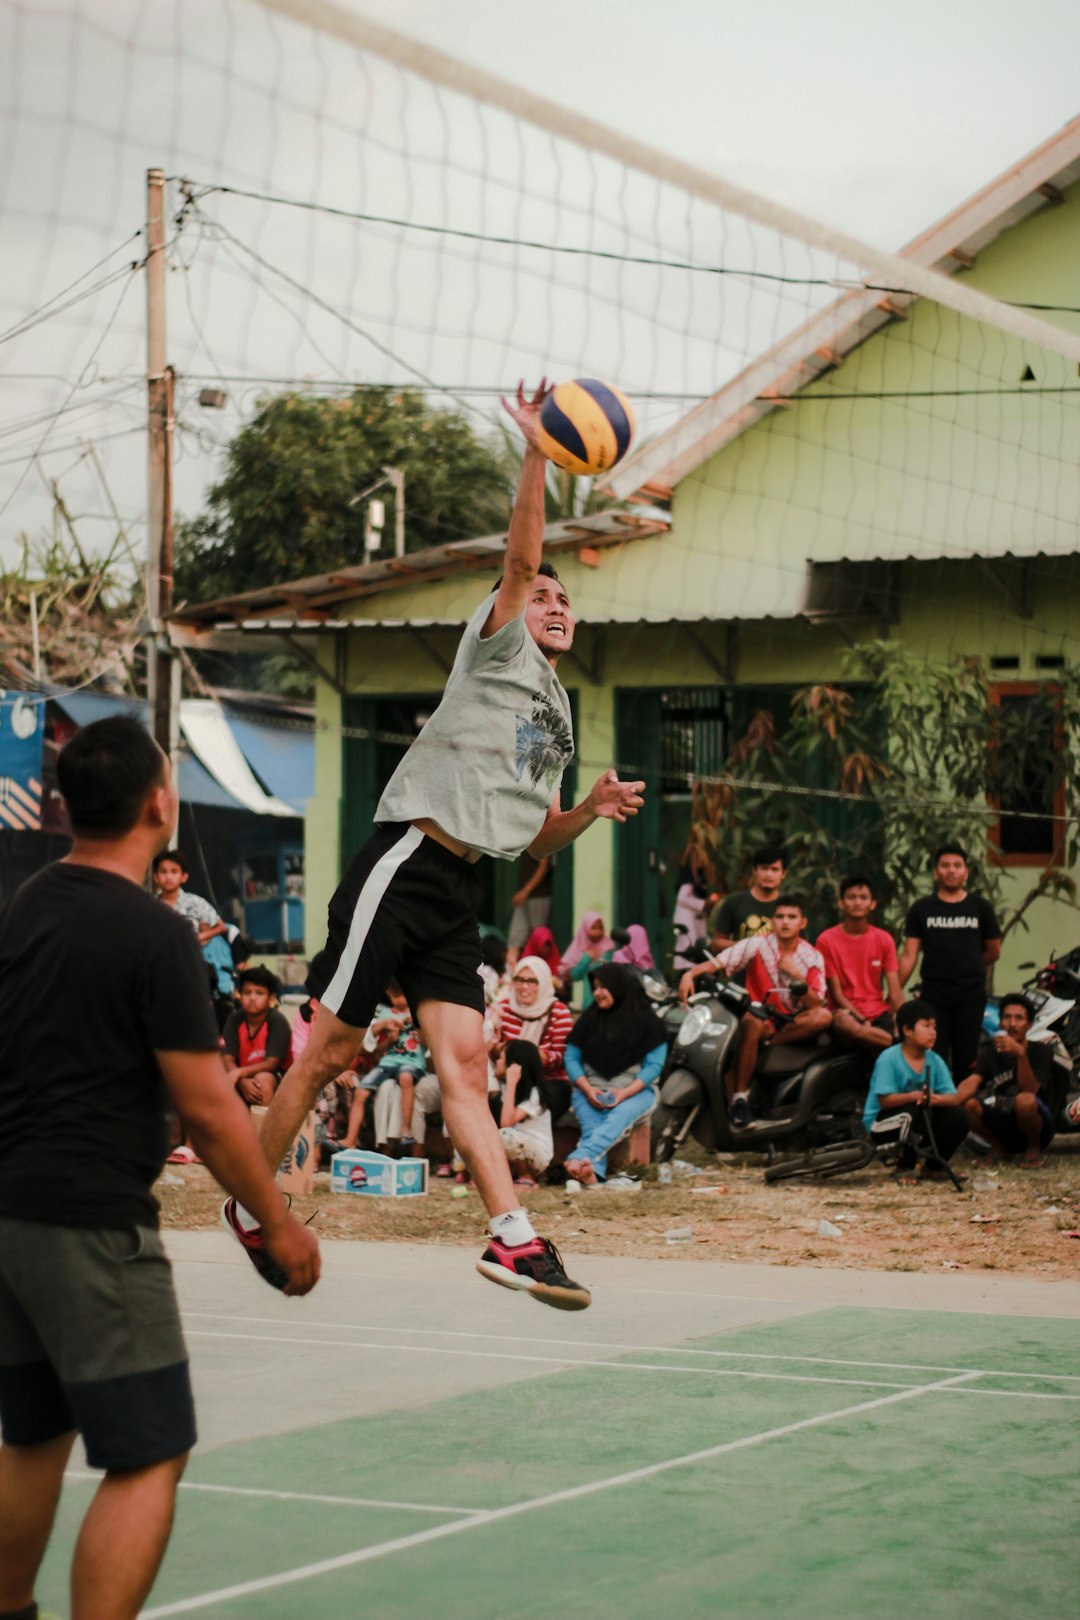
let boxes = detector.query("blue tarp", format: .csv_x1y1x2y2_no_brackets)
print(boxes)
221,710,314,815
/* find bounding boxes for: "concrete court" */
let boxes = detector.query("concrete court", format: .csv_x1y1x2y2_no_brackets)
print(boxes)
164,1230,1080,1450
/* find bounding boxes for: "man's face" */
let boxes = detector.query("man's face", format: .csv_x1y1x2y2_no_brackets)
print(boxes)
524,578,575,661
999,1004,1031,1041
909,1017,937,1050
753,860,786,895
155,859,185,895
936,854,968,890
772,906,803,942
240,983,271,1017
840,885,875,921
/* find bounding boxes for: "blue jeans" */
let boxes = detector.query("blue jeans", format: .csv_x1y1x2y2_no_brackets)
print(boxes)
570,1066,656,1180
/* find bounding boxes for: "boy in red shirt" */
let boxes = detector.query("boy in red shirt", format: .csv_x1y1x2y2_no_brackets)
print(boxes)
680,895,830,1127
222,966,292,1106
817,874,902,1053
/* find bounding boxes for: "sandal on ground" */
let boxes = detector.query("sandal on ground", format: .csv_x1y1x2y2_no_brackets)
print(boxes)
513,1175,539,1189
453,1171,471,1185
1020,1151,1047,1170
891,1170,920,1186
435,1163,454,1178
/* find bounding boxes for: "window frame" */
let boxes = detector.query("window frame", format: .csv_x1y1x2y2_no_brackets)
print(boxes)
988,680,1065,868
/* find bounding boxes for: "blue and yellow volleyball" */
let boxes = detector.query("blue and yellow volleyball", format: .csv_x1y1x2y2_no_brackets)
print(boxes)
536,378,635,476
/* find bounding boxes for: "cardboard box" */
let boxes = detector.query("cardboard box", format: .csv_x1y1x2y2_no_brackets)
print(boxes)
252,1106,316,1198
330,1150,429,1198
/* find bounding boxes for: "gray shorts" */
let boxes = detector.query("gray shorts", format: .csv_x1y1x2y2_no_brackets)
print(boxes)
0,1218,196,1469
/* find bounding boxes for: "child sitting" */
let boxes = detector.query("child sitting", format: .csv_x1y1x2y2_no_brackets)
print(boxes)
341,984,428,1153
221,965,292,1107
496,1039,555,1188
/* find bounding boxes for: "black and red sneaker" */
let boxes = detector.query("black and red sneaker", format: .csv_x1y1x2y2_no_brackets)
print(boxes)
220,1197,288,1292
476,1235,591,1311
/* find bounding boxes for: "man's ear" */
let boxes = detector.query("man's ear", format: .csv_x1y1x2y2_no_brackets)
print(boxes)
146,781,172,830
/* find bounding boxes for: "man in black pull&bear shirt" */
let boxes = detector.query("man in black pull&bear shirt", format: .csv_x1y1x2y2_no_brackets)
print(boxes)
0,717,319,1620
899,842,1002,1080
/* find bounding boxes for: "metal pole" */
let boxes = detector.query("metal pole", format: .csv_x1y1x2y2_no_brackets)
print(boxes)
145,167,176,758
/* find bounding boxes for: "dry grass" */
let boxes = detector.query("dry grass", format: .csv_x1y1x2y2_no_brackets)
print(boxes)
158,1139,1080,1277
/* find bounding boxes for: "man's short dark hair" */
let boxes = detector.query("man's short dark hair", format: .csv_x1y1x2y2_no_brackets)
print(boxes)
998,992,1034,1024
898,997,936,1035
237,964,279,996
490,560,561,593
152,847,188,873
933,842,968,866
773,893,805,914
839,872,876,897
751,844,787,870
57,717,165,838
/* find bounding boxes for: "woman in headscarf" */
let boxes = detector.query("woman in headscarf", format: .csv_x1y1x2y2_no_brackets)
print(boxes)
563,962,669,1186
496,954,574,1119
495,1039,558,1189
559,910,615,1008
612,923,655,972
521,925,563,983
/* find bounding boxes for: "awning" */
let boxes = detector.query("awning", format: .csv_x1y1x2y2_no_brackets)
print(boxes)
220,705,314,816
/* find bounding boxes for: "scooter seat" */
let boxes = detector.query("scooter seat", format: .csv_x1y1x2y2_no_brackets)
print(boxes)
755,1036,830,1078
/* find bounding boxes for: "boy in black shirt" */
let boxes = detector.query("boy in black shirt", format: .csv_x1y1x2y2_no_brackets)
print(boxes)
0,718,319,1620
708,844,787,948
899,843,1001,1079
955,992,1057,1167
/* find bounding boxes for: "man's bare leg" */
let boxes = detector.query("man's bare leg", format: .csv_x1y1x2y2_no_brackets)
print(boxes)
731,1015,765,1101
417,1000,518,1218
71,1453,188,1620
0,1431,74,1613
257,1006,367,1171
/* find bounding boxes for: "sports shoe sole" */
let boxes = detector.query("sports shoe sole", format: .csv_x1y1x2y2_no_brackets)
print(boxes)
475,1257,592,1311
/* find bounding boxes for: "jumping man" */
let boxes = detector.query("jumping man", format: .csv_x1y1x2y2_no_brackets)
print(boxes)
223,382,645,1309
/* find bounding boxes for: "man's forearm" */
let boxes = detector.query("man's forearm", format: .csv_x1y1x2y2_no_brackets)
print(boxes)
504,446,547,579
529,797,597,856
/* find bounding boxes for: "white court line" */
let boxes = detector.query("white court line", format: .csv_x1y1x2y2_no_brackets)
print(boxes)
65,1472,482,1517
140,1370,980,1616
182,1310,1080,1383
186,1330,915,1392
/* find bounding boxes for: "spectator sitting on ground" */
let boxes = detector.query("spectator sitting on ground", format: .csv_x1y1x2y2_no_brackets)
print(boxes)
560,910,615,1007
222,965,292,1107
954,992,1058,1169
679,895,830,1129
496,1039,556,1187
374,1069,445,1161
341,983,427,1153
708,844,787,948
496,954,575,1121
816,874,902,1052
863,998,970,1180
520,924,563,984
563,963,668,1187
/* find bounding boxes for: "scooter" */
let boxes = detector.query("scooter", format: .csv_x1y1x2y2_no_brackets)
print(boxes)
1015,949,1080,1131
652,951,875,1182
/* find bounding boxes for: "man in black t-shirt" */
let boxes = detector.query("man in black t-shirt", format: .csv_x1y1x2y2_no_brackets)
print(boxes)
899,842,1002,1080
708,844,787,948
0,717,319,1620
955,992,1058,1167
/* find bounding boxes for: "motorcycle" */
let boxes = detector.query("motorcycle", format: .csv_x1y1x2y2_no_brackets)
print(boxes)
651,947,875,1182
1015,950,1080,1132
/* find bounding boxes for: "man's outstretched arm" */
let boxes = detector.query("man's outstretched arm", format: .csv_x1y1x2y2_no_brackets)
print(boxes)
528,770,645,857
484,381,550,638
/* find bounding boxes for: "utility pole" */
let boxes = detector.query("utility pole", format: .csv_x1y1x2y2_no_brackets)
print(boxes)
145,167,179,762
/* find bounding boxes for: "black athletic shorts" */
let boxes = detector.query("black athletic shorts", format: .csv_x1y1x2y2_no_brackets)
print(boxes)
307,822,486,1029
0,1219,195,1470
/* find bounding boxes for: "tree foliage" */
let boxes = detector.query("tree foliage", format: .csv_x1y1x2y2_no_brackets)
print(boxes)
174,388,518,605
682,643,1080,943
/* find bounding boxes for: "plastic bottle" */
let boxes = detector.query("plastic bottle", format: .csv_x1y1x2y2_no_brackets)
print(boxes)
657,1163,673,1185
665,1226,693,1245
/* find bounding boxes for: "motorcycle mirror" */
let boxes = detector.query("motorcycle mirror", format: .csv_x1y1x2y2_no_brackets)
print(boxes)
610,926,631,947
789,979,809,998
1017,962,1035,971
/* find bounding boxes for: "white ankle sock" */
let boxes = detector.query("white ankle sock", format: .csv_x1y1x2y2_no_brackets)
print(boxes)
490,1209,536,1247
234,1202,260,1233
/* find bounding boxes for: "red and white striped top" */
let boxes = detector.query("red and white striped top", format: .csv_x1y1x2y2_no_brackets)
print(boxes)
496,998,575,1082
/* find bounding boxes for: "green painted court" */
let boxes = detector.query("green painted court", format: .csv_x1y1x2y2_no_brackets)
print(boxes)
38,1237,1080,1619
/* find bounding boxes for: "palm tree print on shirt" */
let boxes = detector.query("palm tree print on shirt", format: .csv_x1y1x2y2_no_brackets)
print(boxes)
514,693,574,791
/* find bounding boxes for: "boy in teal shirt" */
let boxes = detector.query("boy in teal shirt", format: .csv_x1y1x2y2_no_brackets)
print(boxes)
864,998,970,1175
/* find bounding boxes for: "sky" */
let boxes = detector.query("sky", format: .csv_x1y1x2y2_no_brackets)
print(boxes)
2,0,1079,575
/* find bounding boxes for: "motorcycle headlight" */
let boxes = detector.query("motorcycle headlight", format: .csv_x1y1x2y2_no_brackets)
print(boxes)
642,975,667,1001
676,1005,711,1047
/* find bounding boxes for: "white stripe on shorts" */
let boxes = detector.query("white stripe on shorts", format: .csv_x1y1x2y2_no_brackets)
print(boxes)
321,824,424,1018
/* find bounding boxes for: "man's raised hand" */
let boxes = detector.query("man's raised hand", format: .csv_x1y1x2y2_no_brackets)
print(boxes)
588,769,646,824
500,378,551,452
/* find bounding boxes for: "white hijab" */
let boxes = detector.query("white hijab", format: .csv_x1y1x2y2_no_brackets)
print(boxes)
505,954,557,1042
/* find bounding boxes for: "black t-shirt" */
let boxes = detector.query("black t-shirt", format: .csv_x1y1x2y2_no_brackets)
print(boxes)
222,1007,292,1066
0,863,221,1229
708,890,778,942
974,1038,1064,1112
904,892,1001,995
